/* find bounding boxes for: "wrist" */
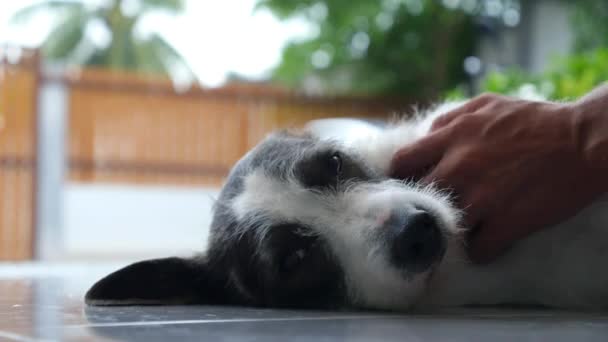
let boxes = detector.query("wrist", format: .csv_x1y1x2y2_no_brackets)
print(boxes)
570,84,608,173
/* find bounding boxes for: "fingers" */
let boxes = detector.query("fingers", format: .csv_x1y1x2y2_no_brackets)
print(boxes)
467,225,510,264
391,93,502,179
389,130,449,180
456,191,485,233
431,93,500,131
467,218,529,264
422,164,483,229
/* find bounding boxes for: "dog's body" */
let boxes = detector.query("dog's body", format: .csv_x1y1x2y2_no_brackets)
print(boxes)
86,100,608,311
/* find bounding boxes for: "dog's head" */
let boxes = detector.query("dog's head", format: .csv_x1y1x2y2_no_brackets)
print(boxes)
86,130,461,310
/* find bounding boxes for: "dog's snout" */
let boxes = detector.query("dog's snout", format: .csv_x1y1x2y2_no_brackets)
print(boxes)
390,210,445,273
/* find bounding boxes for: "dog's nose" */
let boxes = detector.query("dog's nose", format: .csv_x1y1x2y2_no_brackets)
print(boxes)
390,210,445,273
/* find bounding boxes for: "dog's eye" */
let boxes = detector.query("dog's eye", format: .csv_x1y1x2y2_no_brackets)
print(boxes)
330,152,342,175
295,151,345,188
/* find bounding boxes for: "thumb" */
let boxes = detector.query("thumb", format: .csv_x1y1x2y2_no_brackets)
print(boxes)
389,130,448,180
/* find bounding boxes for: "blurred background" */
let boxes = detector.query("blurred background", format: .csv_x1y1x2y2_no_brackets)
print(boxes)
0,0,606,262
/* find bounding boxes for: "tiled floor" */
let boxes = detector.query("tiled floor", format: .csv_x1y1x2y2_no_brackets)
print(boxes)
1,263,608,341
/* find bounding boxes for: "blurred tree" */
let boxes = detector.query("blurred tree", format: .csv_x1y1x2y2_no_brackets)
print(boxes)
481,47,608,100
570,0,608,52
469,0,608,101
257,0,519,98
11,0,193,78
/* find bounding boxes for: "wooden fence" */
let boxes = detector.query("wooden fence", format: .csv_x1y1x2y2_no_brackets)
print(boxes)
0,48,39,260
62,68,408,186
0,48,413,260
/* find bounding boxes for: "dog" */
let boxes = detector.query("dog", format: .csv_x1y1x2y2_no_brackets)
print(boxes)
85,98,608,311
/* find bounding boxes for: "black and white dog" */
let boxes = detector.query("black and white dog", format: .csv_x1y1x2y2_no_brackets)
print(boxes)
86,100,608,311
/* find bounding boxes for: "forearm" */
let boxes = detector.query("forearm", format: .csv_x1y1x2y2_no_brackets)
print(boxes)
571,83,608,175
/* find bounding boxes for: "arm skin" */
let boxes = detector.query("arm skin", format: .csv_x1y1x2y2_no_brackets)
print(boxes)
390,84,608,263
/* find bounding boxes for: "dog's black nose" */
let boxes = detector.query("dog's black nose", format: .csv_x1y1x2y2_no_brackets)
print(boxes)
390,210,445,273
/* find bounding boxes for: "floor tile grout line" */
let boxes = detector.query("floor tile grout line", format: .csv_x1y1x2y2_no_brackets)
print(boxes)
0,331,40,342
66,313,590,329
66,312,600,329
67,314,394,328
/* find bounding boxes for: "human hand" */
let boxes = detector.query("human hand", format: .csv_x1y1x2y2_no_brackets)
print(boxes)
390,93,607,263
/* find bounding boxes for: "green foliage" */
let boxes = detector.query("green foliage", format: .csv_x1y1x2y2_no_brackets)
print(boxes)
481,48,608,100
569,0,608,52
11,0,191,78
257,0,487,98
263,0,607,100
450,0,608,101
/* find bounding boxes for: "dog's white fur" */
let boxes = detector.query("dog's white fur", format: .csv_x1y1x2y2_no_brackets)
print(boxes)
232,101,608,311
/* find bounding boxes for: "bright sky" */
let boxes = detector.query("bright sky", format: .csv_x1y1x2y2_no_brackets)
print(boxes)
0,0,314,87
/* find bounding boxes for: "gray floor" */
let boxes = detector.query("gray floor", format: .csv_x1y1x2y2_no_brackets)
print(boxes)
1,263,608,341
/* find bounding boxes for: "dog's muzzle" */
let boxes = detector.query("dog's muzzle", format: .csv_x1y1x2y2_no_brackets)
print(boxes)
388,209,446,273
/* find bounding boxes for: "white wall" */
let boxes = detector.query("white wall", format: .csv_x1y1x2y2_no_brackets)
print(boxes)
62,184,218,260
477,0,573,75
526,0,573,73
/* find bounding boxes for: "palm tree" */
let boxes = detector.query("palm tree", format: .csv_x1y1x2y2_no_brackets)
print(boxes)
11,0,194,79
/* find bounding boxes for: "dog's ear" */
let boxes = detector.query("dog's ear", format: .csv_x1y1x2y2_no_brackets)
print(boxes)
85,257,238,306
